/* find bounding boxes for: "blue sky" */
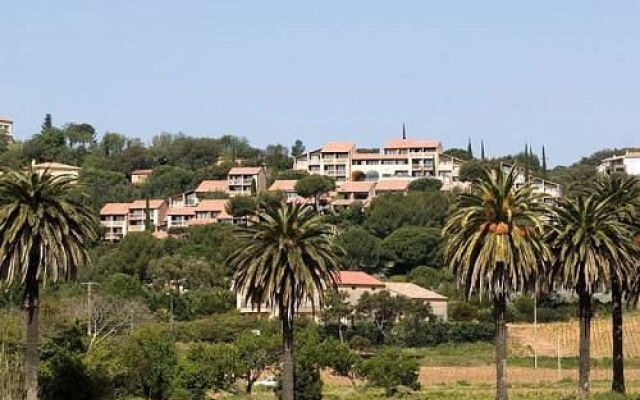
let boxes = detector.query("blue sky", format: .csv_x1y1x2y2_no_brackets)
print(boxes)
1,1,639,166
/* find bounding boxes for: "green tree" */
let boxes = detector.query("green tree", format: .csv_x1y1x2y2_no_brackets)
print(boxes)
548,188,639,399
228,203,341,400
294,175,336,211
0,166,97,400
121,325,177,400
381,227,441,273
467,139,473,159
443,148,472,161
366,192,449,237
172,342,241,399
322,291,353,343
339,227,382,273
360,347,420,397
408,178,442,192
443,167,550,400
41,113,53,132
236,332,281,394
590,174,640,394
225,195,257,225
291,139,306,157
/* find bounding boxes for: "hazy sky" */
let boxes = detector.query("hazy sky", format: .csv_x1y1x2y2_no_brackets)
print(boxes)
2,1,639,166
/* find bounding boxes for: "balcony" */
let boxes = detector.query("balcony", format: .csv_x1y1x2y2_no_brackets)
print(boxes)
100,220,126,227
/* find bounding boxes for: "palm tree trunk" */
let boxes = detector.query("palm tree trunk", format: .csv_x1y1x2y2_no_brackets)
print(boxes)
494,295,508,400
280,304,294,400
25,292,39,400
578,291,591,399
611,277,625,394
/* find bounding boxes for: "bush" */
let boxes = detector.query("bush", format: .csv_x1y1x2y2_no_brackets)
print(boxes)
408,178,442,192
349,335,372,352
40,352,109,400
360,348,420,396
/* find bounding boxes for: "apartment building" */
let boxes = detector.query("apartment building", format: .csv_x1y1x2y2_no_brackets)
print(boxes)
334,181,376,207
0,116,13,137
34,162,81,180
293,138,464,184
227,166,268,196
100,203,130,241
166,199,232,229
100,199,168,240
598,151,640,176
268,180,300,202
236,271,448,320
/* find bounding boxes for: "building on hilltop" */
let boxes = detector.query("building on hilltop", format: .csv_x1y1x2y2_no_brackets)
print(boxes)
130,169,153,185
293,137,464,185
227,166,267,196
598,151,640,176
0,116,13,138
500,163,562,201
99,199,168,241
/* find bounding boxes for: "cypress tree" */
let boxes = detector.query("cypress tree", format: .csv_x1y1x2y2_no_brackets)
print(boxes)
524,143,530,181
481,140,486,160
467,139,473,159
542,145,548,177
41,114,52,133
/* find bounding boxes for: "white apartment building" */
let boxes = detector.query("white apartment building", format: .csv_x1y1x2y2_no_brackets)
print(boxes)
501,164,562,200
598,151,640,176
0,117,13,137
227,166,268,196
293,138,464,185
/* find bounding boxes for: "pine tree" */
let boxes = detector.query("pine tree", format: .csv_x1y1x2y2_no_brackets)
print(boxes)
467,139,473,159
41,114,52,133
542,146,547,177
481,141,486,160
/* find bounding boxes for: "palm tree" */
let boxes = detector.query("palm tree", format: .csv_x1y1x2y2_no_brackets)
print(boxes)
443,167,550,400
547,194,638,399
0,165,97,400
227,203,341,400
589,174,640,394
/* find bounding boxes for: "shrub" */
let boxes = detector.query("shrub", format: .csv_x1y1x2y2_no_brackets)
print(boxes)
349,335,372,352
360,348,420,397
408,178,443,192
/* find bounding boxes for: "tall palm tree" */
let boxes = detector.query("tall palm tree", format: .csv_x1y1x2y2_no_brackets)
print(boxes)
0,165,97,400
443,167,550,400
589,174,640,394
547,194,638,399
227,203,341,400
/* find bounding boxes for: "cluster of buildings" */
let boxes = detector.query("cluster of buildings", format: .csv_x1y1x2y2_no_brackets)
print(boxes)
598,150,640,176
236,270,449,320
99,136,569,241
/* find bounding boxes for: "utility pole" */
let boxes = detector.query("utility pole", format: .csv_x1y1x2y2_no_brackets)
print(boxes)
81,282,99,336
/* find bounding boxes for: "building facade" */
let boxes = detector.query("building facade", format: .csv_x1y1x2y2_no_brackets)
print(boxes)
293,138,464,185
598,151,640,176
0,117,13,138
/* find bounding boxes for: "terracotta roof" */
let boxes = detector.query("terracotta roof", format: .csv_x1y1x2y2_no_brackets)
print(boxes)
338,181,375,193
0,116,12,122
167,207,196,216
196,199,227,212
385,282,447,300
337,271,385,287
33,162,81,171
374,179,411,192
100,202,131,215
131,169,153,175
129,199,165,209
352,153,407,160
269,180,297,191
383,138,441,149
321,141,355,153
228,167,263,175
195,180,228,193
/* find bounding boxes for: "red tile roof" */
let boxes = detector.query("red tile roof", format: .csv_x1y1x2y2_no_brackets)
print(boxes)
374,179,411,192
0,116,12,123
195,180,228,193
196,199,227,212
100,203,131,215
129,199,165,209
321,141,355,153
385,282,447,300
337,271,385,287
338,181,375,193
228,167,263,175
383,138,441,149
269,180,297,191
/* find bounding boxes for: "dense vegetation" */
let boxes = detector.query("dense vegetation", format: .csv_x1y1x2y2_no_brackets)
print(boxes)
0,115,639,399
